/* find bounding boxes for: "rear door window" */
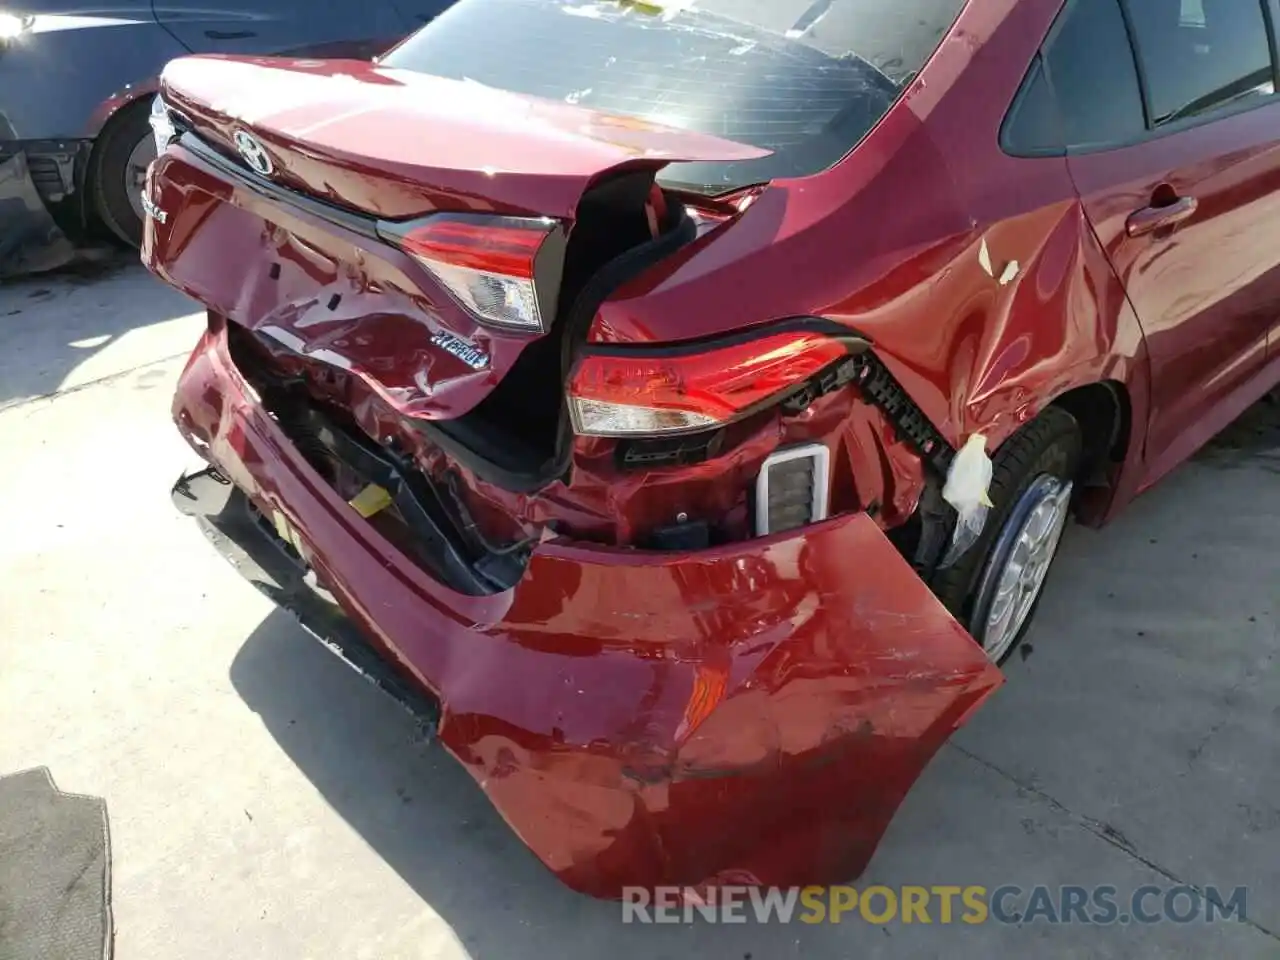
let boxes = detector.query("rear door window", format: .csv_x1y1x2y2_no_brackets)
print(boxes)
1125,0,1276,125
1003,0,1148,154
1046,0,1147,148
1002,57,1063,154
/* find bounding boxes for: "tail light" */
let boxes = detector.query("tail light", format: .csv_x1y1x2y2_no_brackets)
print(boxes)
568,330,856,437
379,213,565,333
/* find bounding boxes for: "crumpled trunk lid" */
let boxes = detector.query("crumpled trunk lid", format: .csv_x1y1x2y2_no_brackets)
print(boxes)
158,55,768,220
148,55,767,425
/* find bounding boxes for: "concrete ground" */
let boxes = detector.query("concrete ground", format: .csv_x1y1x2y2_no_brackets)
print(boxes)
1,257,1277,959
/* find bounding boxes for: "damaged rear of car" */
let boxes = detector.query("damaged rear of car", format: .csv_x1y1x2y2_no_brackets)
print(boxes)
146,0,1020,897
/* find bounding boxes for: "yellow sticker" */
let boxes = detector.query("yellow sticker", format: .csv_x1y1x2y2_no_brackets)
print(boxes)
270,509,307,556
348,483,393,519
271,510,294,543
615,0,696,17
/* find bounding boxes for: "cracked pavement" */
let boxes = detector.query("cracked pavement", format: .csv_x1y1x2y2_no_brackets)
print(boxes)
1,256,1277,958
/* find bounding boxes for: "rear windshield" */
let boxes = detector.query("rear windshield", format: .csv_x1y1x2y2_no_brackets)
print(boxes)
381,0,968,194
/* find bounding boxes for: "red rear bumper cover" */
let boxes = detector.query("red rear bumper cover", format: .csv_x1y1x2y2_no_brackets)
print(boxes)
173,324,1003,898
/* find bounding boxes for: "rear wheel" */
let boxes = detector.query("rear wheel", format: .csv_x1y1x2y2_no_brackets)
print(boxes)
90,99,156,247
931,407,1082,664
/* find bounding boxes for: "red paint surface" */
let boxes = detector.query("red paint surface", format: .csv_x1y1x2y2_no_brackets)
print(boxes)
158,55,769,220
146,0,1280,897
171,323,1003,896
85,80,160,138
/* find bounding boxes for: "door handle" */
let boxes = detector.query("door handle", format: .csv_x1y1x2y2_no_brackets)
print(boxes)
205,29,255,39
1126,196,1198,238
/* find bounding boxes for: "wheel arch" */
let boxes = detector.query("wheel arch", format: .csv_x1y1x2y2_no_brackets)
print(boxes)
85,89,157,188
1049,379,1130,480
1043,374,1152,527
85,92,159,244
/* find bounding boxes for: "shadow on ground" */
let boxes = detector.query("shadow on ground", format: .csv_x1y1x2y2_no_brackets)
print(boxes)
229,399,1280,958
229,611,709,958
229,609,1039,958
0,250,199,408
1194,394,1280,465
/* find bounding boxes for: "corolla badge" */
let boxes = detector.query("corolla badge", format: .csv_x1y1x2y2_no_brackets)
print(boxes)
431,330,489,370
233,130,274,177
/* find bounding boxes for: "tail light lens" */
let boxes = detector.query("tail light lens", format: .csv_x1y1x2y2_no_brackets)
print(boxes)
380,213,562,333
568,330,853,437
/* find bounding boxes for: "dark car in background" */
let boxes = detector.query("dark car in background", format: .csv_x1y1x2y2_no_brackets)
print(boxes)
0,0,451,249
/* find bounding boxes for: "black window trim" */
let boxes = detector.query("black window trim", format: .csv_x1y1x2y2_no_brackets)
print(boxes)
1002,0,1280,159
998,52,1066,158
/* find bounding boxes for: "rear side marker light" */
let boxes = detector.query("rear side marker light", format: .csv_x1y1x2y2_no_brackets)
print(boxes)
379,213,564,333
755,443,830,537
568,331,853,438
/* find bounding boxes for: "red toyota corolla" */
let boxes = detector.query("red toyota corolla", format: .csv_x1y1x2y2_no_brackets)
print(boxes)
143,0,1280,897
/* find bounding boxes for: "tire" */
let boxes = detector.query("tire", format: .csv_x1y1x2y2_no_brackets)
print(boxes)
931,406,1083,664
90,99,156,248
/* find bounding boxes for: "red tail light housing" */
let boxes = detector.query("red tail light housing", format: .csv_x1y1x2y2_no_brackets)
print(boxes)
378,213,566,333
568,328,862,437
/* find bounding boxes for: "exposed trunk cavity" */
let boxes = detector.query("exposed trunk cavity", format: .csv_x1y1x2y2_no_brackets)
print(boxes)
420,171,696,490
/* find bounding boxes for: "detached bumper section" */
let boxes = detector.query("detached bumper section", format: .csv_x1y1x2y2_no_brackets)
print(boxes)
171,324,1004,898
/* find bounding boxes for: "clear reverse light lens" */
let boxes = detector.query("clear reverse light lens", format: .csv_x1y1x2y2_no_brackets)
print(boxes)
149,95,176,152
389,214,555,333
423,259,543,333
568,397,719,437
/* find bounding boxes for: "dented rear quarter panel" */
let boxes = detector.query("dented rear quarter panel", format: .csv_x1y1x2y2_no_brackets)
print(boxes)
590,0,1152,520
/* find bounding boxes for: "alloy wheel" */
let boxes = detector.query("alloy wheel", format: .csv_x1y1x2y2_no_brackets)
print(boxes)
972,474,1073,662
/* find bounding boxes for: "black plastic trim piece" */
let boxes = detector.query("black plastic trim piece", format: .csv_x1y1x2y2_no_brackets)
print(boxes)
172,469,442,729
578,315,869,360
295,406,499,592
225,328,529,595
413,416,555,495
180,132,380,240
847,350,957,477
618,429,727,470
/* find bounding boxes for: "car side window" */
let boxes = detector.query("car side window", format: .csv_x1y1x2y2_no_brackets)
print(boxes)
1002,56,1065,155
1125,0,1276,125
1044,0,1147,148
1004,0,1148,155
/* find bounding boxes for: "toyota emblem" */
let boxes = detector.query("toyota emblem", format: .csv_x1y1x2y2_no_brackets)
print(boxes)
233,130,274,177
